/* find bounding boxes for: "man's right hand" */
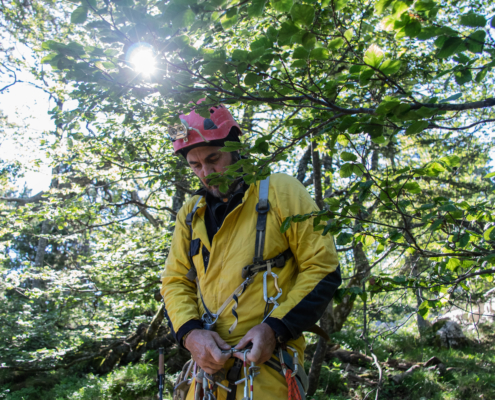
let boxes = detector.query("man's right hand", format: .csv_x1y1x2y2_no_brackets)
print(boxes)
183,330,231,374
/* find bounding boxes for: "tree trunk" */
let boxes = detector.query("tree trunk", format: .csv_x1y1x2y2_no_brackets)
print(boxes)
31,220,50,289
296,146,312,183
311,139,324,209
131,190,161,228
307,300,334,395
333,241,371,332
410,255,428,334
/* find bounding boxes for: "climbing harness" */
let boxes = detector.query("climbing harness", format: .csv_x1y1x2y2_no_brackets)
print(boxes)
173,348,261,400
184,177,293,334
173,176,305,400
279,346,302,400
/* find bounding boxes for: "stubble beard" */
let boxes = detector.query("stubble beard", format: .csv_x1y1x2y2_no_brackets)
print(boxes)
203,178,242,199
201,151,242,199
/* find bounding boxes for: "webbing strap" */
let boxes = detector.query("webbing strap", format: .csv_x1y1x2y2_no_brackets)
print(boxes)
242,248,293,279
186,196,203,230
185,196,203,282
226,358,243,400
253,177,270,263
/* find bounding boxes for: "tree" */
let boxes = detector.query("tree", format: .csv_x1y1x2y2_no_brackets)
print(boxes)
1,0,494,397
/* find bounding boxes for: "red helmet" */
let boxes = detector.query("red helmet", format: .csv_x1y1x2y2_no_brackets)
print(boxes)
170,99,242,154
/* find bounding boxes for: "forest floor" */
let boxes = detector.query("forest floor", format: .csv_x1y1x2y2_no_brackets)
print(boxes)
2,321,495,400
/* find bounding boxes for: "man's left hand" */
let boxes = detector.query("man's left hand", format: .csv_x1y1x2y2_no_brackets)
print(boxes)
234,323,277,364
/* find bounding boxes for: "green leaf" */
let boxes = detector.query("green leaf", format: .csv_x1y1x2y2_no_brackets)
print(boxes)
272,0,293,12
339,163,354,178
328,37,344,50
344,29,353,41
251,37,271,50
376,100,400,114
221,8,238,30
232,49,249,61
337,232,353,246
353,164,364,177
203,49,226,62
280,217,292,233
293,46,309,59
248,0,267,17
484,226,495,241
376,243,385,254
465,30,486,54
454,69,472,85
439,155,461,167
291,60,307,68
290,4,315,26
460,12,486,27
414,0,436,11
484,172,495,179
364,44,384,67
418,304,430,317
359,68,375,86
338,116,357,131
379,59,401,75
375,0,394,14
244,73,262,86
337,134,349,147
492,17,495,29
309,48,329,61
363,235,375,246
440,93,462,103
430,219,443,231
436,37,463,59
173,9,196,30
446,258,461,271
403,182,421,194
220,141,246,152
71,6,88,24
334,0,349,11
302,33,316,50
41,53,59,64
278,21,300,42
406,121,428,135
202,61,223,76
459,232,470,247
476,68,489,83
341,151,357,162
404,20,422,38
425,162,446,177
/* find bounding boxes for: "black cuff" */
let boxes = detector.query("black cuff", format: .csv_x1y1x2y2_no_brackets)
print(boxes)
177,319,203,349
264,317,293,343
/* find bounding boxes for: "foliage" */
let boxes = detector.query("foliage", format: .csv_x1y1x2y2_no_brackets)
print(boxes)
308,320,495,399
0,355,172,400
0,0,494,397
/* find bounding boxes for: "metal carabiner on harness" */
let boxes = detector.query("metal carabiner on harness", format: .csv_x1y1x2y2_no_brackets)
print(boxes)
262,271,283,303
261,261,283,322
278,346,299,378
201,312,218,331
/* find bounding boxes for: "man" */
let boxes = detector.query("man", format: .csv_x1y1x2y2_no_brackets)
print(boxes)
161,100,341,400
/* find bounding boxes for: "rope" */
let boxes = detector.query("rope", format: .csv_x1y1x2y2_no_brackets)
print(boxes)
285,369,302,400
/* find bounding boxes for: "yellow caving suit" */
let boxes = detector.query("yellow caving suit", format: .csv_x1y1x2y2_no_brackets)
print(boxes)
161,173,341,400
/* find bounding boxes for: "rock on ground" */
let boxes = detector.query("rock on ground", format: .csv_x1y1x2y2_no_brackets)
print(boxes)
434,319,468,348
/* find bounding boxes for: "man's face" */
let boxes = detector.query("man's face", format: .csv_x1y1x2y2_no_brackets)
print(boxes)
186,146,236,198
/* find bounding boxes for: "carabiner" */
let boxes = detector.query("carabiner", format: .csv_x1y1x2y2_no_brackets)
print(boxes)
263,271,283,303
201,313,218,331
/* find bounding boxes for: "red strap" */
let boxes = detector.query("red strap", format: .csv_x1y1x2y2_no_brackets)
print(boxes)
285,369,302,400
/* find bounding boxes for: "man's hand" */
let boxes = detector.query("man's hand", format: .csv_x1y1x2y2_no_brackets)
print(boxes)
184,330,231,374
234,323,276,364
